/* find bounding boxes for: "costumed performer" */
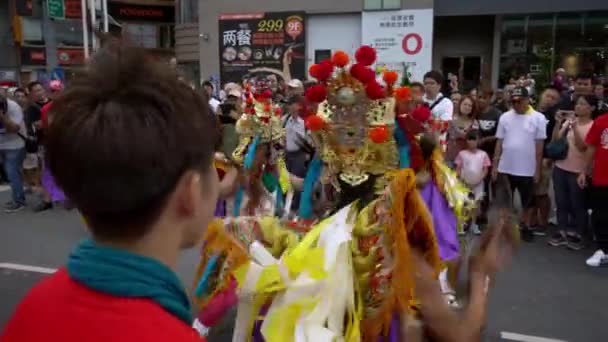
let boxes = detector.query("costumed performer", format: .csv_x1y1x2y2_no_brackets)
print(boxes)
191,46,447,342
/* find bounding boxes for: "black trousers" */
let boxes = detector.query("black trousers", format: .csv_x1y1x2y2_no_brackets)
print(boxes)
590,186,608,251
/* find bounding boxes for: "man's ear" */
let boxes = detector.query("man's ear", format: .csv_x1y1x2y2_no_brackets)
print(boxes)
173,171,201,218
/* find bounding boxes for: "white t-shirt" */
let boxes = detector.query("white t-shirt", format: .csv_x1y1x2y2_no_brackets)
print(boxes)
0,99,26,150
423,93,453,121
496,109,547,177
455,149,491,187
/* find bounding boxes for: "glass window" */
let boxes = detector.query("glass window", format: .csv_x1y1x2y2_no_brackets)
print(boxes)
125,24,158,49
555,13,583,77
177,0,198,24
53,19,84,46
364,0,400,10
159,25,175,49
22,17,44,44
580,12,608,77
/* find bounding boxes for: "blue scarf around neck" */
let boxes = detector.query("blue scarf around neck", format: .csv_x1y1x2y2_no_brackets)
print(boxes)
67,239,192,325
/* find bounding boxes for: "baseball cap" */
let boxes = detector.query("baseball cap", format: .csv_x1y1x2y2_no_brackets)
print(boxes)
511,86,529,99
287,79,303,89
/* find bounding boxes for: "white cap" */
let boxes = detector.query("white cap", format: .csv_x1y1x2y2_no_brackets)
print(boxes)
287,79,303,89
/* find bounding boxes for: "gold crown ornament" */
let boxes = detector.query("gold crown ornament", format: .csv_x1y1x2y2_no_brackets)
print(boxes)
232,87,285,165
304,47,404,190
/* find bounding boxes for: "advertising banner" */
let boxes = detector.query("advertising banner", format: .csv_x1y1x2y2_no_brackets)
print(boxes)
362,9,434,82
218,12,306,85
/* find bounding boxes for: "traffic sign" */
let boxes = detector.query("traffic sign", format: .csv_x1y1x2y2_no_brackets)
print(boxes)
47,0,65,20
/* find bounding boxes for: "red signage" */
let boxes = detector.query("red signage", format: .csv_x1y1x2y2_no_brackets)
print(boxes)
108,2,175,23
65,0,83,19
57,49,85,65
21,47,46,66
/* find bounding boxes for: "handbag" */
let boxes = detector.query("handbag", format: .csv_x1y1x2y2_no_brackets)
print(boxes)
17,132,39,154
544,128,569,160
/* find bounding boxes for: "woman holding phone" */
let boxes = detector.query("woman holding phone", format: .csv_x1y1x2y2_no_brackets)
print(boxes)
548,95,597,250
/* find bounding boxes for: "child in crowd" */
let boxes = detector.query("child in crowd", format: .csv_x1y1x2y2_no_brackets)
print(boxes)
455,130,491,235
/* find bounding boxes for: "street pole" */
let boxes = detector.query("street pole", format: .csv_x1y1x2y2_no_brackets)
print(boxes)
88,0,96,51
81,0,89,59
42,0,59,73
102,0,109,32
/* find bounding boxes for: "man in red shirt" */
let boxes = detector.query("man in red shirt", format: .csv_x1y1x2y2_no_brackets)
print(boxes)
579,112,608,267
1,46,219,341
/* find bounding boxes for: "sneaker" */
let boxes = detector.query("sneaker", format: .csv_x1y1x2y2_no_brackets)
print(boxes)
548,232,568,247
4,202,25,213
520,226,535,242
531,226,547,236
567,235,585,251
471,223,482,236
33,201,53,213
4,201,15,209
586,250,608,267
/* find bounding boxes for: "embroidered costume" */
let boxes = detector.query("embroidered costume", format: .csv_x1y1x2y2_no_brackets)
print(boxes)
192,47,473,342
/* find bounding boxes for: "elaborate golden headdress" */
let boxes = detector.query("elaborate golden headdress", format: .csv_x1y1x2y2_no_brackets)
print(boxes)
304,47,404,189
232,87,285,165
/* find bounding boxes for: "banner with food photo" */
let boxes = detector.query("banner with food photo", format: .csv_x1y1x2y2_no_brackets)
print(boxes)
218,12,306,87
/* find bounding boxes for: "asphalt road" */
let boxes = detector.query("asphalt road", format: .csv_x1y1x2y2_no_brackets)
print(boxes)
1,189,607,341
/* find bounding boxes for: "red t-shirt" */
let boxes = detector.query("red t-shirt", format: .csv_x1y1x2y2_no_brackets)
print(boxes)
1,268,206,342
585,113,608,186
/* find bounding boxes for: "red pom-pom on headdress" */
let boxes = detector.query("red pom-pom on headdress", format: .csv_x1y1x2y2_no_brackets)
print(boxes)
355,45,376,66
365,81,385,100
368,125,390,143
412,105,432,123
331,51,350,68
350,63,375,84
305,84,327,103
309,60,334,81
383,71,398,86
305,115,325,131
393,87,411,102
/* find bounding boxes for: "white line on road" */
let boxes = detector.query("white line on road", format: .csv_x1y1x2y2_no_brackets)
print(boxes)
0,185,10,193
501,331,568,342
0,263,57,274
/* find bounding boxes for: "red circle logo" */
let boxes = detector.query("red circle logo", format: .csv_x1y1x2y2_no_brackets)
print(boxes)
402,33,422,55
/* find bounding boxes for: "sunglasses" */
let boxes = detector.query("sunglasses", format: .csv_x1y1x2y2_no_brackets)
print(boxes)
511,98,525,104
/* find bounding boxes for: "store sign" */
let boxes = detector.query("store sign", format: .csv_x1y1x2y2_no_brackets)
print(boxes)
65,0,83,19
21,47,47,66
47,0,66,20
57,48,85,65
108,2,175,23
218,12,306,85
21,47,86,66
362,9,434,82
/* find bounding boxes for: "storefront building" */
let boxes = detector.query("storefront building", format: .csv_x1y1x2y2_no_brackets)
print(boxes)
186,0,607,90
5,0,175,85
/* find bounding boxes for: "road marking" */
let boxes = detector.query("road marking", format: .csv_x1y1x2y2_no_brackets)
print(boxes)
501,331,567,342
0,263,57,274
0,185,10,193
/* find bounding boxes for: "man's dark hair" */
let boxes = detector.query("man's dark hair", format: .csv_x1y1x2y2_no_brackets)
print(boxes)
26,81,42,93
46,46,218,241
14,87,26,95
423,70,444,84
202,81,214,89
575,72,593,82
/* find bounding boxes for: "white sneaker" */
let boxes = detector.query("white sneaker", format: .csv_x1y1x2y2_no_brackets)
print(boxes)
471,223,482,235
586,250,607,267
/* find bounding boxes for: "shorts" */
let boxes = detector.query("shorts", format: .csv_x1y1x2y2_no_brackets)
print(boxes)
500,173,535,209
22,153,39,170
470,182,484,201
